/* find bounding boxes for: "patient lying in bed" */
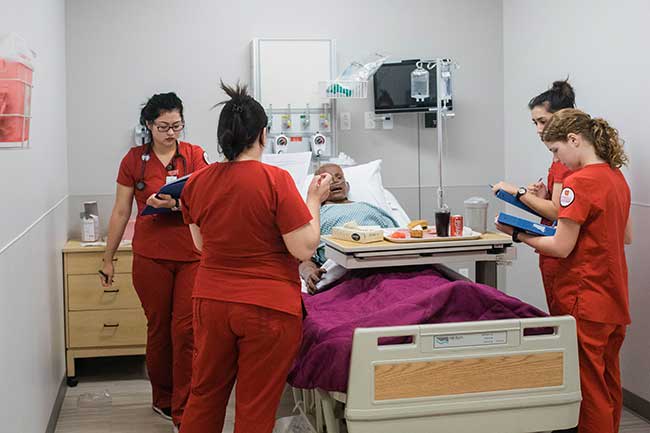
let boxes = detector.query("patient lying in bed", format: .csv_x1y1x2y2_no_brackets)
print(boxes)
299,163,398,293
288,266,547,392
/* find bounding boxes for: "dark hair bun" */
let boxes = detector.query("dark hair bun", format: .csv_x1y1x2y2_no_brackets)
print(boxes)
551,80,575,102
528,79,576,112
214,81,268,161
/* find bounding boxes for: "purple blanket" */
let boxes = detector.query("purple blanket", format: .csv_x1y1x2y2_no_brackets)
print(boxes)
287,268,547,392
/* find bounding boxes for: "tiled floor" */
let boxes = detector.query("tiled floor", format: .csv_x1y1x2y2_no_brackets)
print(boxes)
54,356,650,433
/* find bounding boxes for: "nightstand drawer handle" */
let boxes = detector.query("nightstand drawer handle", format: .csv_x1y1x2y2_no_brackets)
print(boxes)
103,323,120,328
103,289,120,293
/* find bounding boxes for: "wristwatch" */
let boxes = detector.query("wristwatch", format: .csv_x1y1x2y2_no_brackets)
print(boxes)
516,186,527,199
512,228,522,243
172,198,180,211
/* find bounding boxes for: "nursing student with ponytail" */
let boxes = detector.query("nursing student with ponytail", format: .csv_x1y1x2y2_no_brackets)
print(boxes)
496,108,632,433
492,80,576,304
179,82,332,433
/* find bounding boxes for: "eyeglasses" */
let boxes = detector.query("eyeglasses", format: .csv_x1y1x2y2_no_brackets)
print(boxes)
153,122,185,133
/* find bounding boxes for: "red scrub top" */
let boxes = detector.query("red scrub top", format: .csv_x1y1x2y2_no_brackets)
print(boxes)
181,160,312,317
117,141,209,261
539,161,572,289
553,163,631,325
540,161,572,226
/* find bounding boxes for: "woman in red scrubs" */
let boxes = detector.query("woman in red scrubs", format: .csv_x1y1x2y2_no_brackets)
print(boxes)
179,83,331,433
497,108,632,433
492,80,575,305
100,92,209,430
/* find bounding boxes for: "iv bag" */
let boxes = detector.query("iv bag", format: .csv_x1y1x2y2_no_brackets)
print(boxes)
411,63,429,101
337,53,388,81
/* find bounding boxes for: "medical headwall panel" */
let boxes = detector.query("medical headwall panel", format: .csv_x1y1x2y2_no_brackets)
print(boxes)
253,39,334,108
251,38,336,157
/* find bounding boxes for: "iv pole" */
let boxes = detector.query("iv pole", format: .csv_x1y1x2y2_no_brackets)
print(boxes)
434,58,455,210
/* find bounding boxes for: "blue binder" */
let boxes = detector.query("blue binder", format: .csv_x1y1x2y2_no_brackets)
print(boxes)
495,189,542,218
497,212,556,237
140,175,190,216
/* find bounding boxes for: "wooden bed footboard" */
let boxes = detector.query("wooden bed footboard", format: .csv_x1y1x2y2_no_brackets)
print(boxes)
344,316,581,433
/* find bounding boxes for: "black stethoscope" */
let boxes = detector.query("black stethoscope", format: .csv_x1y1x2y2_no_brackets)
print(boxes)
135,141,188,191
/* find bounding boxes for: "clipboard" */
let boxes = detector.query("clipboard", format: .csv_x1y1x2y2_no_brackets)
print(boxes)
494,189,542,218
497,212,556,237
140,175,190,216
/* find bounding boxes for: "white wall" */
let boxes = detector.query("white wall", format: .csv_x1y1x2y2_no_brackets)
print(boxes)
0,0,68,431
503,0,650,401
65,0,505,234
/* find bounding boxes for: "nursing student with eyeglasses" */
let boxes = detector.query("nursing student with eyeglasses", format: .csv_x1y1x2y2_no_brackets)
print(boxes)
100,92,209,431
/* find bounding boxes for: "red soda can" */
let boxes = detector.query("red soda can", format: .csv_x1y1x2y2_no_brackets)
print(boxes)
450,215,463,237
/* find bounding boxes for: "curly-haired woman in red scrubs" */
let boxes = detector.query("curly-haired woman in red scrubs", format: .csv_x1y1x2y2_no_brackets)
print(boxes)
497,108,632,433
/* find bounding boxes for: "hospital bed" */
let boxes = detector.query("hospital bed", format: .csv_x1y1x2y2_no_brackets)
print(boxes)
279,158,579,432
293,265,581,433
293,239,579,433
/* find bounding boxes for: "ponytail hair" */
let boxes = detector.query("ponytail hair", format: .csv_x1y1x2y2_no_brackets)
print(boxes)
528,79,576,112
542,108,628,168
213,81,268,161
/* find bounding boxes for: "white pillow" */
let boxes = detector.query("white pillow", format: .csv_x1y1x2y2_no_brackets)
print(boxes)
262,151,311,189
301,160,392,212
383,188,411,227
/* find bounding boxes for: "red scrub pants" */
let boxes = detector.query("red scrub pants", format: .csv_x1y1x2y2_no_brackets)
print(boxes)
575,318,626,433
181,299,302,433
132,254,198,426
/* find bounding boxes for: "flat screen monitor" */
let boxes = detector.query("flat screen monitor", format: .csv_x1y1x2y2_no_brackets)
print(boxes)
373,60,438,114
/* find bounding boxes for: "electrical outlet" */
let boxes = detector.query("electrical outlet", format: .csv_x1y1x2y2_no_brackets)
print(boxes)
458,268,470,278
364,112,376,129
382,114,393,130
340,112,351,130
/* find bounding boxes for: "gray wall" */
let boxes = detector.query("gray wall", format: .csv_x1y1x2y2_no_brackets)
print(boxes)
0,0,68,431
503,0,650,401
65,0,505,236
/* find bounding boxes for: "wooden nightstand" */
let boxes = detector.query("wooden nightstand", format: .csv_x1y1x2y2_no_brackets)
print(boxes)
62,241,146,386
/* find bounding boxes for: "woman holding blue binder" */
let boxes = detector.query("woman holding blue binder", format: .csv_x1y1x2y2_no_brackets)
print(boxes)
497,108,632,433
100,92,209,430
492,80,576,304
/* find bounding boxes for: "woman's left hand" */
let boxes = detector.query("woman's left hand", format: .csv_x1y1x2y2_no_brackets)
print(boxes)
491,181,517,195
494,216,514,235
146,193,176,209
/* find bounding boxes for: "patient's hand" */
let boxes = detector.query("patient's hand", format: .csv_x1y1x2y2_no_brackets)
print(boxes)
300,260,327,294
306,268,327,294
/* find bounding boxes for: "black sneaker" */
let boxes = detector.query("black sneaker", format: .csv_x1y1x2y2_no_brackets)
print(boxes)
152,405,172,421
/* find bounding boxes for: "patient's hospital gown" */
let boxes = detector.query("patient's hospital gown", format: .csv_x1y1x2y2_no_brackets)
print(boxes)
314,202,397,265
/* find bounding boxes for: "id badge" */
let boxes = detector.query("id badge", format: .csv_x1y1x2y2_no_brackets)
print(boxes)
165,175,178,184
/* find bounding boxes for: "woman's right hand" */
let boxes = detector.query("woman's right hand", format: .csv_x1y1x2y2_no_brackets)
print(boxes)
527,181,547,198
307,173,332,203
99,260,115,287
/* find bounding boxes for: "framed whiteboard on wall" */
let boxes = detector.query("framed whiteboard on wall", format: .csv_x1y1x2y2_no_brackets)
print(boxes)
251,38,336,109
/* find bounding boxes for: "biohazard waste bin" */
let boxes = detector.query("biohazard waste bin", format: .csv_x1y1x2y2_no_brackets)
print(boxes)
0,33,35,148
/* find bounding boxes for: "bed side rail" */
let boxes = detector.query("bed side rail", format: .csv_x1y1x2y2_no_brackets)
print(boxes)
346,315,580,422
